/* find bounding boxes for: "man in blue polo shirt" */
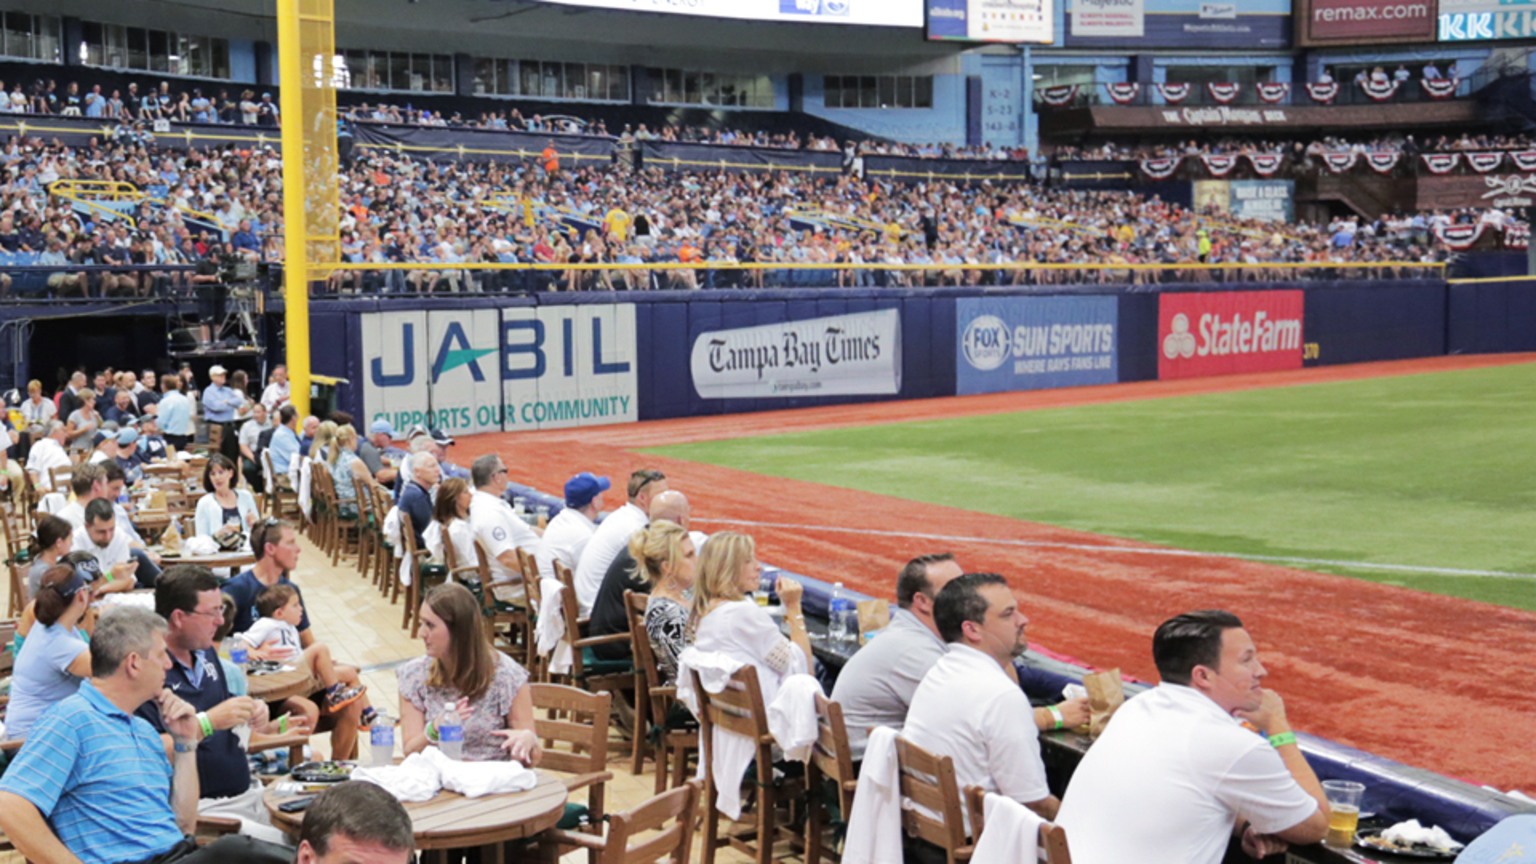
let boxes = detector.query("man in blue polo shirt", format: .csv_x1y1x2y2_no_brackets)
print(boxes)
0,605,289,864
140,565,294,842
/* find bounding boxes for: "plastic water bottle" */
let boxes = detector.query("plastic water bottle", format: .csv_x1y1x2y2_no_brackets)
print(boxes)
228,644,248,666
437,703,464,760
829,583,856,643
370,714,396,766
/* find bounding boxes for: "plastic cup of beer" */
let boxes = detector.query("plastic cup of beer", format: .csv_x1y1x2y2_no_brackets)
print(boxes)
1322,780,1365,846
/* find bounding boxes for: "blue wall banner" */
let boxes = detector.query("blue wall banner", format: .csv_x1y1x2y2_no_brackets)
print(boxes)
349,121,615,166
956,296,1119,395
864,153,1032,182
1066,0,1291,47
1192,179,1295,221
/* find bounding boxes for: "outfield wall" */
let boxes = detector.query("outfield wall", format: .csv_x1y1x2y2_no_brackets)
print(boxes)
309,277,1534,434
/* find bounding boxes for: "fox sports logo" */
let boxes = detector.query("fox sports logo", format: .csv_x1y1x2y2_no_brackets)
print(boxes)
962,315,1011,371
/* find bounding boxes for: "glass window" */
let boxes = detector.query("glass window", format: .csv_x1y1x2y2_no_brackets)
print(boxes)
896,76,914,108
37,15,59,62
407,53,427,91
388,51,410,91
5,12,32,60
127,27,148,69
541,61,561,98
825,75,842,109
914,75,933,108
148,29,170,72
433,55,453,92
211,37,228,79
684,71,700,104
521,61,542,97
499,59,515,95
664,68,682,103
752,75,773,108
859,76,877,108
564,62,585,99
700,72,717,105
473,58,494,94
80,21,102,66
609,65,628,101
878,76,895,108
587,65,604,101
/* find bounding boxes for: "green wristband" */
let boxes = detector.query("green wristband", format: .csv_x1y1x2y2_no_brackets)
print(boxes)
1269,731,1298,748
278,716,288,734
1049,706,1065,730
196,712,213,739
426,720,439,742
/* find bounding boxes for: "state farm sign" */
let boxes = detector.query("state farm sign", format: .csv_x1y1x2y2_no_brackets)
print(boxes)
1299,0,1437,44
1158,291,1304,379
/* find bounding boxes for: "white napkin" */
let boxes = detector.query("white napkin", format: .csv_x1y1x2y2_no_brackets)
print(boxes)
352,751,442,802
421,747,538,798
1382,819,1462,851
972,792,1046,864
767,673,823,763
184,535,220,556
535,577,573,674
1061,683,1089,701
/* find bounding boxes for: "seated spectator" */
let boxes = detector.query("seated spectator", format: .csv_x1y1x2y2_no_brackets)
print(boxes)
298,415,320,458
295,781,415,864
902,572,1057,848
87,428,123,466
138,413,170,462
260,365,291,411
319,424,367,511
25,515,79,599
237,402,272,493
1056,611,1329,864
4,563,93,739
398,582,540,764
0,605,291,864
534,471,609,582
691,531,810,707
588,489,691,661
73,498,162,588
64,388,99,450
575,468,667,617
20,379,57,427
194,454,259,540
267,404,301,478
55,462,105,528
235,583,367,715
309,420,337,465
104,388,138,425
467,453,540,597
360,418,407,487
399,450,440,550
424,476,478,574
25,419,70,492
635,520,697,689
114,428,144,484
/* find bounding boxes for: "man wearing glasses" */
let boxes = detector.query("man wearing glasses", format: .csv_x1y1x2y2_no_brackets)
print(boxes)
137,565,298,842
468,454,543,601
573,468,668,617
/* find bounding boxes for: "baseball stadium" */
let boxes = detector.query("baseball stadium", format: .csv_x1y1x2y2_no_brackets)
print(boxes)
0,0,1533,863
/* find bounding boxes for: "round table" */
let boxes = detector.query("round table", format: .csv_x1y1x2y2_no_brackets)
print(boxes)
264,770,569,851
245,664,319,703
153,549,258,571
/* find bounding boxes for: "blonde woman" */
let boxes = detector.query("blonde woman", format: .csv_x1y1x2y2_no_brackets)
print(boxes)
310,419,338,465
691,531,811,706
323,425,367,508
624,520,695,684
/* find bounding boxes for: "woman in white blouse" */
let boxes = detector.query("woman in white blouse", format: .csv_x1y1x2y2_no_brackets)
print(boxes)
424,477,480,581
690,531,812,706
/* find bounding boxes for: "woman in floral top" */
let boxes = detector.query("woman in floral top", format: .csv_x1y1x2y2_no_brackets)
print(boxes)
397,582,541,764
630,519,697,687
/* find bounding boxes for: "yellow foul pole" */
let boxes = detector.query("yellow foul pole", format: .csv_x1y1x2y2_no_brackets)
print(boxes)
276,0,339,419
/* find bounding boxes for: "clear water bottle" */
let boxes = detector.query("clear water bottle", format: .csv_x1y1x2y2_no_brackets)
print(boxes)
829,582,856,643
370,714,396,766
437,703,464,760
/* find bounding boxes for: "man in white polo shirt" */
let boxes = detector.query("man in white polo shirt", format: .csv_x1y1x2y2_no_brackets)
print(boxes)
25,420,71,492
1055,610,1329,864
902,572,1055,851
572,468,667,617
468,453,541,602
70,498,140,585
536,472,609,582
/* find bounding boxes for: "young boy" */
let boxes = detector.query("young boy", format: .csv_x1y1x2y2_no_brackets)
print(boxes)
239,583,368,713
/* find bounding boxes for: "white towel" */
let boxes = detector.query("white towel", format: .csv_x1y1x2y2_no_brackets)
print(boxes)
295,459,312,519
767,674,823,763
183,535,220,556
842,726,904,864
352,751,442,802
677,648,756,820
972,792,1046,864
534,576,573,675
421,747,539,798
38,491,66,514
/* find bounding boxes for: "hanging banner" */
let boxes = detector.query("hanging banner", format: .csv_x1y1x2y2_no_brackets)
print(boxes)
349,121,615,166
956,296,1118,395
1359,78,1400,101
1422,152,1461,174
1159,290,1305,380
1194,179,1295,221
1433,223,1485,249
1039,85,1080,106
1365,152,1401,173
501,305,639,431
1071,0,1146,37
1105,83,1142,104
1140,156,1184,178
1248,153,1285,175
1307,82,1340,103
1208,83,1243,103
1158,83,1193,103
1067,0,1288,46
1468,151,1504,173
1256,82,1291,103
1322,152,1359,173
1510,151,1536,171
690,309,902,399
1421,77,1459,98
1201,154,1239,176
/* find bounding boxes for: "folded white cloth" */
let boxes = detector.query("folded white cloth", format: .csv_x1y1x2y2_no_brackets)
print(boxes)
842,726,903,864
1061,683,1088,701
38,491,66,514
972,792,1045,864
184,535,220,556
352,751,442,802
295,459,312,519
421,747,538,798
678,648,755,820
535,577,573,674
767,674,823,763
1382,819,1461,851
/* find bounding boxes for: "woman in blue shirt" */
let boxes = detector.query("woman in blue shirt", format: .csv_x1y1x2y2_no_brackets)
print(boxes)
5,565,92,739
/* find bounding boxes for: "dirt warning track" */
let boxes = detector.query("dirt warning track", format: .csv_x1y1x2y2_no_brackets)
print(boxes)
455,354,1536,791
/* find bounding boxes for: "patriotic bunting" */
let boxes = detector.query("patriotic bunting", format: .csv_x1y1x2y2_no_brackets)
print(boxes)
1256,83,1290,104
1359,79,1400,101
1306,82,1340,103
1420,153,1461,174
1322,152,1358,173
1157,83,1192,104
1468,152,1504,173
1139,157,1184,179
1039,85,1078,107
1247,153,1284,176
1506,223,1529,250
1200,154,1239,177
1433,223,1485,250
1365,152,1400,174
1420,78,1460,99
1511,151,1536,172
1104,83,1141,104
1207,83,1242,104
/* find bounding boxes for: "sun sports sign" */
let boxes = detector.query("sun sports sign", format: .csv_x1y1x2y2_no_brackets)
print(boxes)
1158,291,1304,379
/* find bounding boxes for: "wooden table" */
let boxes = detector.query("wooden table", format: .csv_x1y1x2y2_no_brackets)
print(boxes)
153,549,257,570
246,663,319,703
264,769,569,852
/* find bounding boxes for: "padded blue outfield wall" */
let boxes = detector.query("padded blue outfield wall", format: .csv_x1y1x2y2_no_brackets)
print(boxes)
300,276,1536,435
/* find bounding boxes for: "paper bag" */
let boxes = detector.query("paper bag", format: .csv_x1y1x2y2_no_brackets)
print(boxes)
161,516,183,553
1083,668,1125,739
148,489,168,511
856,599,890,644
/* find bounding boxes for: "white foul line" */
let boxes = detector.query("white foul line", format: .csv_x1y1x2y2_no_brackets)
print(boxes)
693,518,1536,581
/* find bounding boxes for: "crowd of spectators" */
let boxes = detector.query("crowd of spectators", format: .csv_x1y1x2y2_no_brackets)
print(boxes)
1,76,280,126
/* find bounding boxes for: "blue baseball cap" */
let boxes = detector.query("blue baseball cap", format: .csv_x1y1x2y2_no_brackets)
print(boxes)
369,419,396,437
564,472,610,509
116,428,138,446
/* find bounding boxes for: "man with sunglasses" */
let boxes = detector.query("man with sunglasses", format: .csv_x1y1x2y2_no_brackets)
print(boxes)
468,453,542,598
573,468,668,617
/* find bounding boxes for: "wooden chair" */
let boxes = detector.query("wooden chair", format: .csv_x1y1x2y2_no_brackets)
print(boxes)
547,780,702,864
624,589,697,793
964,786,1071,864
805,694,859,864
321,467,363,566
262,450,299,520
47,465,72,497
553,560,634,702
895,737,973,864
307,460,334,554
352,474,376,579
371,483,398,598
694,665,798,864
531,682,615,863
397,513,432,637
517,547,545,681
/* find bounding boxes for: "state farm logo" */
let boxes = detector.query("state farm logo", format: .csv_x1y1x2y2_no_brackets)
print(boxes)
962,315,1011,371
1165,309,1300,358
1157,291,1305,381
1164,313,1197,359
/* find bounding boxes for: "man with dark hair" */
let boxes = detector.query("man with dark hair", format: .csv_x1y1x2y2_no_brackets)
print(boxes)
73,496,163,588
0,605,290,864
574,467,667,617
1056,611,1330,864
297,782,414,864
137,565,292,842
467,452,540,596
268,404,301,477
902,572,1056,849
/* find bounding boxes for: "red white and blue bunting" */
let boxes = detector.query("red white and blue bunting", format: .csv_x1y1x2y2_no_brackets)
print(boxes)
1306,82,1340,103
1359,79,1400,101
1156,83,1192,104
1104,83,1141,104
1200,154,1239,177
1433,223,1485,250
1139,156,1184,179
1365,152,1400,174
1207,83,1242,104
1420,78,1460,99
1421,153,1461,174
1321,152,1359,173
1506,223,1529,249
1039,85,1079,107
1256,83,1290,104
1468,151,1505,173
1511,151,1536,172
1247,153,1285,176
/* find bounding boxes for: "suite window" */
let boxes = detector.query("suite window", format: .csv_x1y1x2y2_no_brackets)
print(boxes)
826,74,931,109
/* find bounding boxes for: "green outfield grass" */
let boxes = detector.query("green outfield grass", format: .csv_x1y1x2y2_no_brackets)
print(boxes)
647,363,1536,611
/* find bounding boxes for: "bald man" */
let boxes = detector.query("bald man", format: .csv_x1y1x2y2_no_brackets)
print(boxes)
586,490,694,661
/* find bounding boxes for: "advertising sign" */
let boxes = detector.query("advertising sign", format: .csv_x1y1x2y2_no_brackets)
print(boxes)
1298,0,1435,44
1438,0,1535,40
1071,0,1146,35
928,0,1055,42
362,306,637,434
1192,180,1295,221
526,0,923,27
1066,0,1290,46
1158,291,1304,380
956,297,1118,395
690,309,902,399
